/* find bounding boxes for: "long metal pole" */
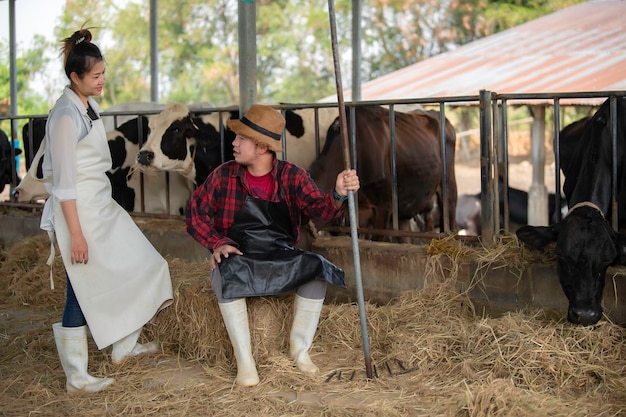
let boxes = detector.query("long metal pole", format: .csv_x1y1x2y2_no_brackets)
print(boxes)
327,0,373,380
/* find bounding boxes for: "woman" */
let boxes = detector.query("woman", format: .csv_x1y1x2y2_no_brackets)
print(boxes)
40,27,173,394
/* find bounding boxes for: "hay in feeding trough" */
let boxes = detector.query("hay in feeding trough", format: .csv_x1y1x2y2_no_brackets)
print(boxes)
1,234,626,416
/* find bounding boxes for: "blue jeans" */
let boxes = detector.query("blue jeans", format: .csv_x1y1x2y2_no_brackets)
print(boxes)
61,273,87,327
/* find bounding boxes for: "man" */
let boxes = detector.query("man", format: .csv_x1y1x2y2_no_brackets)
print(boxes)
186,104,360,386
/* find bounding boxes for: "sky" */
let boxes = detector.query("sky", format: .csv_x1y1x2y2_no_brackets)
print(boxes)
0,0,65,46
1,0,131,101
1,0,70,96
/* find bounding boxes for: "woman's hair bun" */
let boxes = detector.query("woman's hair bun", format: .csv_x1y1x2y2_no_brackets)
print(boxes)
60,24,102,77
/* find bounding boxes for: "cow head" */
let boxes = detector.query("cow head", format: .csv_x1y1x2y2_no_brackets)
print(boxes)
136,103,236,185
516,202,626,325
136,103,201,181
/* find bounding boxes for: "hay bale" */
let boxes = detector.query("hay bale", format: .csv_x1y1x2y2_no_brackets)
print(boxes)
0,234,66,308
145,260,295,369
2,233,626,416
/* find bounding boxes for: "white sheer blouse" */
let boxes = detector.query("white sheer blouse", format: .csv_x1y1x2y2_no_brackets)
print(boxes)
40,86,102,232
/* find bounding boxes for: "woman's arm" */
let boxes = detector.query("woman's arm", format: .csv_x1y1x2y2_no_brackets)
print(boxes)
60,199,88,264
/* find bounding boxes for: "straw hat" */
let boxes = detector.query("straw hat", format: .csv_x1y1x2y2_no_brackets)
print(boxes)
227,104,285,152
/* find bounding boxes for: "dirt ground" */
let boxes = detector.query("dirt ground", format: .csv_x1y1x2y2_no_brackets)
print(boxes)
1,232,626,416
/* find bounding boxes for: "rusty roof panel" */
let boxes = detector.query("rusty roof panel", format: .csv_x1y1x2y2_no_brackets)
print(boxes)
324,0,626,105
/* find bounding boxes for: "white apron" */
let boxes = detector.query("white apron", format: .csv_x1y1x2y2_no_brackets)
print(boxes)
48,118,173,349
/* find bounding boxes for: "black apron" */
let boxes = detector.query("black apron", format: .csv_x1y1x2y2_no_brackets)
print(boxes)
219,196,346,298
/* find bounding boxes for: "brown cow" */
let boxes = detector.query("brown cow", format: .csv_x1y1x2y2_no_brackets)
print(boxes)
308,105,457,241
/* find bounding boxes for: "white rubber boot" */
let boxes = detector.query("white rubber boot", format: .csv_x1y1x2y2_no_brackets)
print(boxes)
52,322,114,393
289,295,324,375
218,299,260,387
111,327,159,365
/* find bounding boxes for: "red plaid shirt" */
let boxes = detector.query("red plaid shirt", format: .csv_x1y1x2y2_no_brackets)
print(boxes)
185,158,344,251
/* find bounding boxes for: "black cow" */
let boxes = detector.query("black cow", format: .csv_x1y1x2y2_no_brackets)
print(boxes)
558,115,591,180
22,118,46,170
516,97,626,325
1,128,21,195
309,105,458,240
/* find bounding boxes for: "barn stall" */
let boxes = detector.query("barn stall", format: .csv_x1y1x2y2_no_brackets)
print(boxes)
3,90,626,416
2,0,626,413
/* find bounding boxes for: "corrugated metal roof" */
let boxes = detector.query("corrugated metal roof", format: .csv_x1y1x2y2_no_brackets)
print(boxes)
324,0,626,105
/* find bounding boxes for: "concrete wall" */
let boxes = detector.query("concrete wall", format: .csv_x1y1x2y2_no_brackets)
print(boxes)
2,212,625,325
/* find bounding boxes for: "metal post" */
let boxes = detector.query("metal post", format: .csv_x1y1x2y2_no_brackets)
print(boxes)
351,0,362,102
8,0,19,197
528,106,548,225
610,96,618,230
238,1,257,114
150,0,159,102
479,90,495,247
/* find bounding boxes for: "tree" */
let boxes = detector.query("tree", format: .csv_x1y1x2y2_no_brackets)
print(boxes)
0,35,52,135
17,0,586,109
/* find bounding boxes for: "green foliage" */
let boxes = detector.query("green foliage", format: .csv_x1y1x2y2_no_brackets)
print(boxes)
0,36,52,139
3,0,584,113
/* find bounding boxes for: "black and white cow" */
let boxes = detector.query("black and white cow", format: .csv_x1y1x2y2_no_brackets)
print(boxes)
1,128,21,195
15,116,192,215
516,97,626,325
135,103,339,188
282,106,339,169
106,116,193,215
136,102,238,186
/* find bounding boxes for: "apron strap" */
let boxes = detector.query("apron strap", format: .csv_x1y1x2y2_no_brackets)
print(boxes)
46,230,57,289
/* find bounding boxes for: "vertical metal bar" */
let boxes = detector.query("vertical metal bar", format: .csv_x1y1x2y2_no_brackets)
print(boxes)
499,100,508,232
491,97,501,234
9,0,19,198
389,105,399,231
220,111,228,164
351,0,362,102
553,99,562,222
610,96,618,230
314,107,321,158
280,109,288,161
350,106,357,172
238,1,257,113
438,103,449,233
479,90,495,247
150,0,159,102
349,105,360,227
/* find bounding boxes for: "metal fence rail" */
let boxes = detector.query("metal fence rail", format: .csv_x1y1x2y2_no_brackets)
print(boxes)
2,90,625,242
